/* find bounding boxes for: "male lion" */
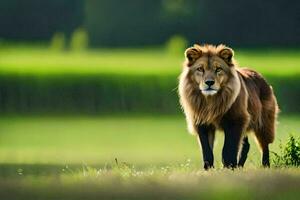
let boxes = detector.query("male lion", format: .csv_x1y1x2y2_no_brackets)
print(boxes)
178,44,278,169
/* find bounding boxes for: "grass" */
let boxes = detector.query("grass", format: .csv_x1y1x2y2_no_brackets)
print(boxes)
0,46,299,114
0,46,299,76
1,167,300,200
0,115,299,199
0,45,299,199
0,115,299,166
0,115,196,165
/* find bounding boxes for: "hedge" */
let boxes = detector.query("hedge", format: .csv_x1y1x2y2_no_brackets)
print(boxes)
0,74,299,115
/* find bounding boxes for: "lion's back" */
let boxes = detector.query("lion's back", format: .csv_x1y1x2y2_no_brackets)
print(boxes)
238,68,274,102
238,68,278,138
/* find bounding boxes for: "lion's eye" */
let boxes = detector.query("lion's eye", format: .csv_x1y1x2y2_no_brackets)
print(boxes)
216,67,222,73
196,67,204,73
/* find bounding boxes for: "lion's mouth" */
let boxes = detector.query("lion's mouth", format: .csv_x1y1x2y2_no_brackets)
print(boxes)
201,88,218,95
205,88,216,91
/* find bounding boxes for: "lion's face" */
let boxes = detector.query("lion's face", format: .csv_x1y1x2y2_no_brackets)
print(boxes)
190,56,231,96
184,45,234,96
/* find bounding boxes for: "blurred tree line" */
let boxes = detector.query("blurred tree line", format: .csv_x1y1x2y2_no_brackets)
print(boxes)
0,0,299,47
0,0,84,41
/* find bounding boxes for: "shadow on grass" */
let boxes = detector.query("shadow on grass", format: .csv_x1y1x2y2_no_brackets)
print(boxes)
0,163,106,178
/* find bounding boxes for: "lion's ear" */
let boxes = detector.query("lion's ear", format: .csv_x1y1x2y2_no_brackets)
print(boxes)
185,46,202,67
218,47,234,65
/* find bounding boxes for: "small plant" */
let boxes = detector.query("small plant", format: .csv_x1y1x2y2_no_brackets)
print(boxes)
272,135,300,167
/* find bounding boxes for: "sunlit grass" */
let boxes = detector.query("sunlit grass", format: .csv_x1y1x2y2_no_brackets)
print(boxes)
0,46,299,199
0,47,299,76
0,99,298,200
0,115,298,167
0,163,299,200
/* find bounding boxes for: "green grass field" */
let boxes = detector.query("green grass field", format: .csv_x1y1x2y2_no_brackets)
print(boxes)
0,46,300,114
0,115,299,166
0,115,299,199
0,46,300,76
0,46,300,199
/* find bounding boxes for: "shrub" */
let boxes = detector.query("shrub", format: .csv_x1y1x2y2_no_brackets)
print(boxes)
70,27,89,52
165,35,187,56
50,32,66,51
272,135,300,167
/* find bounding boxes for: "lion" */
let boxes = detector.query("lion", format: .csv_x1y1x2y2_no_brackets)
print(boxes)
178,44,278,169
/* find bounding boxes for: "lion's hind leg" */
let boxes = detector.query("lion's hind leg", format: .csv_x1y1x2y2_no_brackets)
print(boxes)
254,113,276,167
254,98,277,167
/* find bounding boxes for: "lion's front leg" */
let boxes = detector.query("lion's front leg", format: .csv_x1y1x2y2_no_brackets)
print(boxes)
222,122,245,169
197,125,215,170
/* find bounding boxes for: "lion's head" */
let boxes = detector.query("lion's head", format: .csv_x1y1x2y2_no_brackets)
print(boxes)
184,44,236,96
179,44,242,133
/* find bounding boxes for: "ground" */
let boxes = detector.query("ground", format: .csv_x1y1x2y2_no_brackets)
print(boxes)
0,115,299,199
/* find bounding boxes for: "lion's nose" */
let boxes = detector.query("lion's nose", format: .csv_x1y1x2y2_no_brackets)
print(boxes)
205,80,215,87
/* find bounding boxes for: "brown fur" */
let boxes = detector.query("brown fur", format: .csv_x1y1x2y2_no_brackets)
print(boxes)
178,44,278,168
